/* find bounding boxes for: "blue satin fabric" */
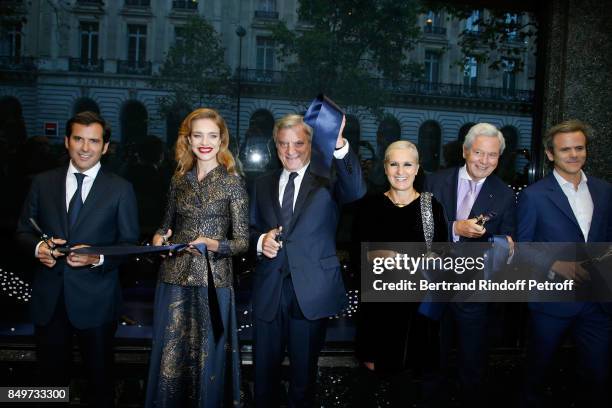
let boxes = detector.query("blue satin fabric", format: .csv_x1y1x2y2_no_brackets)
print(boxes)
304,94,344,178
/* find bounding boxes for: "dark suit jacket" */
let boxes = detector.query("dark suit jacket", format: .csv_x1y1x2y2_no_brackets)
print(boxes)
16,165,139,329
249,150,366,322
424,167,516,240
517,172,612,316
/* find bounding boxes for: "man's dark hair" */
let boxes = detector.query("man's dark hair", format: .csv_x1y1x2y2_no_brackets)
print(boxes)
65,111,111,143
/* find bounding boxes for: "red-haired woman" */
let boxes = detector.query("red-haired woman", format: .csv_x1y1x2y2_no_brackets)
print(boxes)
145,108,248,407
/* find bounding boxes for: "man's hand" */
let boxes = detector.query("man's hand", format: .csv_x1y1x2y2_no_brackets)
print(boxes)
152,229,173,246
336,115,347,149
36,238,66,268
454,219,486,239
153,229,172,257
262,227,282,259
551,260,590,283
506,235,515,257
67,244,100,268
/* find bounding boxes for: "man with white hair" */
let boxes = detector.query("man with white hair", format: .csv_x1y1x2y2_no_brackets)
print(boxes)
423,122,516,407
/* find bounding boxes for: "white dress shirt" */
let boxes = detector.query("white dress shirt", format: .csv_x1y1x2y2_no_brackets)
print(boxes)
257,140,350,253
553,169,593,242
35,161,104,265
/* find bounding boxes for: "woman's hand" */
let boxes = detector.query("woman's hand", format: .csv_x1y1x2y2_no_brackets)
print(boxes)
188,236,219,255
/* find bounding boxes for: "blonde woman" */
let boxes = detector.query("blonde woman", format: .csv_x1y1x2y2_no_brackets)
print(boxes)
354,140,448,406
146,108,248,407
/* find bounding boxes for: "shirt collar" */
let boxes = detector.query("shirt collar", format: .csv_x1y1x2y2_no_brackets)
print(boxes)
553,168,587,189
458,165,486,184
282,162,309,179
68,160,101,179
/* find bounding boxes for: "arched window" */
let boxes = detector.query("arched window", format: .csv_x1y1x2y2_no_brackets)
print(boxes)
458,122,476,145
377,115,401,148
165,104,190,148
344,115,360,148
241,109,275,171
0,96,27,145
120,100,148,144
498,126,519,183
73,97,100,115
418,120,442,172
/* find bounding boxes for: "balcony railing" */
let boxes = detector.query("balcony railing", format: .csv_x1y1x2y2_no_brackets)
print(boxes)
172,0,198,10
69,58,104,73
117,60,152,75
125,0,150,6
423,25,447,35
377,79,533,102
237,69,534,103
254,10,279,19
0,56,36,71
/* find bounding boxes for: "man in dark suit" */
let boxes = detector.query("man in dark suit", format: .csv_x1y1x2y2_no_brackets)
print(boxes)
423,123,516,407
518,120,612,407
249,114,365,407
16,111,139,407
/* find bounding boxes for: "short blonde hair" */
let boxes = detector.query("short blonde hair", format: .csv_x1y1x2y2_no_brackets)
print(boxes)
273,114,313,143
384,140,420,163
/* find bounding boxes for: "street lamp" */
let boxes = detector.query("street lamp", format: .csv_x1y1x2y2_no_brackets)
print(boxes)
235,25,246,153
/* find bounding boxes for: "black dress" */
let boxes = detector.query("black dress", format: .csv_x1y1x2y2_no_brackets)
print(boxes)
355,193,448,373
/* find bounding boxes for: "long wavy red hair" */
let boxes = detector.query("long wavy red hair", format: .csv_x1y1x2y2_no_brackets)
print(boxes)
174,108,238,176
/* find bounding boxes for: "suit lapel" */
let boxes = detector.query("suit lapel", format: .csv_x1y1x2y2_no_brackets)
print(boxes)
269,170,283,228
587,178,602,242
544,174,581,231
57,166,69,238
470,177,495,218
71,168,111,234
289,170,318,232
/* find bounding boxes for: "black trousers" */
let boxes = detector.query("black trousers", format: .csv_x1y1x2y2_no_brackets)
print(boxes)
253,277,328,408
35,290,117,408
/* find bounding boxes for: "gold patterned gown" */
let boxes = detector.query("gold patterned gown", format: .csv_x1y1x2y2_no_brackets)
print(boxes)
145,165,249,408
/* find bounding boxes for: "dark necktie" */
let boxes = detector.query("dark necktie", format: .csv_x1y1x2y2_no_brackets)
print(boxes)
68,173,86,228
280,172,298,230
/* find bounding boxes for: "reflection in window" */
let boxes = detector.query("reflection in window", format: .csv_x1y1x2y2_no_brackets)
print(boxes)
80,22,99,64
502,59,516,96
0,23,22,59
466,10,481,32
242,109,275,171
418,120,441,172
128,25,147,66
256,37,275,72
463,56,478,91
424,50,440,90
505,13,519,40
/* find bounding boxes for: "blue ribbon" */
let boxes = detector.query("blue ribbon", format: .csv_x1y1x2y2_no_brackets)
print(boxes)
73,242,224,342
304,94,345,178
72,243,206,256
